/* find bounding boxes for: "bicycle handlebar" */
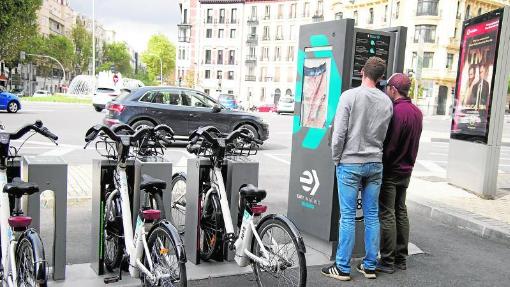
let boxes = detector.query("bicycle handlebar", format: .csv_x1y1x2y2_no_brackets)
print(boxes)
111,124,135,135
9,120,59,141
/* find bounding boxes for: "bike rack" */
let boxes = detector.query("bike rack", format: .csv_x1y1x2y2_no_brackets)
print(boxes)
184,157,259,265
90,157,173,275
21,156,68,281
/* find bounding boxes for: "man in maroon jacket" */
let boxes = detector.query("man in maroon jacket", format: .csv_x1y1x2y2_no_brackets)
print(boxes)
377,73,423,274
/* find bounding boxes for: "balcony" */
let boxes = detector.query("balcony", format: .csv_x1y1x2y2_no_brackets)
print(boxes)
245,75,256,81
246,35,258,45
245,55,257,65
247,17,259,25
177,24,191,43
312,14,324,23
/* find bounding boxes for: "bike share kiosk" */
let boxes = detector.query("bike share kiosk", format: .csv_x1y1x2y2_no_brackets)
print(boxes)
184,157,259,264
287,19,406,259
90,157,172,275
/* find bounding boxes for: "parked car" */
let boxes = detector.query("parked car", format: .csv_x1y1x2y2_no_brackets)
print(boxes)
277,97,295,114
103,86,269,141
0,88,21,113
10,88,25,97
32,90,50,97
92,87,120,112
218,94,239,110
257,103,276,113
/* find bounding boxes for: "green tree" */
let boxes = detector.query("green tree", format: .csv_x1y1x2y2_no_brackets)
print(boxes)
141,34,176,84
71,22,92,75
132,68,155,86
99,42,133,76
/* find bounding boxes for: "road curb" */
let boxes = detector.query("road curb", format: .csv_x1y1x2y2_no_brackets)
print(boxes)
408,198,510,247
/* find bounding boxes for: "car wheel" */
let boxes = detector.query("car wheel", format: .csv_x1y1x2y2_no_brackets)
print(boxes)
131,120,155,130
7,101,19,113
94,106,103,112
238,124,259,140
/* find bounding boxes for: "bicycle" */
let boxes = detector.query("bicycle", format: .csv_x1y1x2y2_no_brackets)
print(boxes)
0,120,59,287
186,126,307,287
84,124,187,286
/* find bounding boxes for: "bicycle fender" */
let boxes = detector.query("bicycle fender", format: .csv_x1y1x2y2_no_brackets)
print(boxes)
16,228,47,283
150,220,187,263
257,214,307,253
172,172,187,180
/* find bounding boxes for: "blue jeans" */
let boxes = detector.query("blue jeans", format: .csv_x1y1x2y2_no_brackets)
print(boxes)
335,163,383,273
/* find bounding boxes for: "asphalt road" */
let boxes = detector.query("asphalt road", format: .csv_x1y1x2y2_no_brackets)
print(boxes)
1,102,510,274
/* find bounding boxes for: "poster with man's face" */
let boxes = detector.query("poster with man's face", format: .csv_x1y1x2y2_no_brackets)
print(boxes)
301,58,331,128
451,15,502,143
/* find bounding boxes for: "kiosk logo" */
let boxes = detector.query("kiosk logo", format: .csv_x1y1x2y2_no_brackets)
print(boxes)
300,170,320,196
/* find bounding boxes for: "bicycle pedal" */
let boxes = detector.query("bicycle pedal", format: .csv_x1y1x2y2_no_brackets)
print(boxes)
104,276,120,284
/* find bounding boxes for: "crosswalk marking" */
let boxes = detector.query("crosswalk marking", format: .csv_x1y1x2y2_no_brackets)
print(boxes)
416,160,446,174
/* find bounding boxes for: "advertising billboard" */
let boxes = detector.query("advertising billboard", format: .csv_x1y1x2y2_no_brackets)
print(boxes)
451,10,504,143
301,58,331,128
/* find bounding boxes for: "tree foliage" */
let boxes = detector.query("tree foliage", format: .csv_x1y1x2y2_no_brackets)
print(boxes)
71,22,92,74
99,42,133,76
22,35,74,80
141,34,176,84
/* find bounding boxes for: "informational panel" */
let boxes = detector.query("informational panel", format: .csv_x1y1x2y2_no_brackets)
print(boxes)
301,57,331,129
352,32,391,78
451,13,503,143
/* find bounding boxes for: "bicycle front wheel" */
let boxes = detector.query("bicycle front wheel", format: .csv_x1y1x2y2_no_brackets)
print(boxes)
142,225,187,287
170,173,187,235
252,217,307,287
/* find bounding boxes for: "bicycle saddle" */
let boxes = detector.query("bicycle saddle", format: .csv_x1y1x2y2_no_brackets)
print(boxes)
140,174,167,191
3,178,39,197
240,184,266,203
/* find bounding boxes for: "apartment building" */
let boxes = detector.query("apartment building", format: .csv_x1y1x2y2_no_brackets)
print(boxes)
38,0,76,37
177,0,330,105
332,0,509,115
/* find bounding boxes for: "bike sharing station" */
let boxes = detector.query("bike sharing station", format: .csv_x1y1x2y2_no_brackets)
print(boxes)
448,7,510,199
287,19,407,259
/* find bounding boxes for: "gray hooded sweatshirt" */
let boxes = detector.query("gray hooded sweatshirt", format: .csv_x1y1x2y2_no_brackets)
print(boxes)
332,86,393,165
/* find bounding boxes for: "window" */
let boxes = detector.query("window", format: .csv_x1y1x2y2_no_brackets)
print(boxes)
423,52,434,68
182,91,215,108
456,1,461,19
417,0,439,16
249,47,256,57
228,90,233,94
304,2,310,17
250,26,256,36
218,29,224,38
369,8,374,24
251,6,257,18
335,12,343,20
204,89,210,95
141,90,181,105
205,70,211,79
465,5,471,19
414,25,436,43
217,70,222,79
262,47,269,61
230,29,236,38
384,5,388,22
290,3,297,18
183,9,188,24
260,67,267,81
446,53,454,69
265,5,270,19
275,46,281,61
278,4,283,19
287,46,294,61
289,25,294,40
228,50,235,65
478,8,482,16
316,0,323,16
205,50,211,64
219,9,225,23
263,26,270,40
231,8,237,23
207,9,213,23
227,71,234,80
276,25,283,40
206,29,212,38
354,11,358,25
396,2,400,19
217,50,223,65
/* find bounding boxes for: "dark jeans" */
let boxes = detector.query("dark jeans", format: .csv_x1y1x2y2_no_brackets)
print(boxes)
379,174,411,266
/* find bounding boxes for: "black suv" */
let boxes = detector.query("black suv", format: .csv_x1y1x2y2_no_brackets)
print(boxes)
103,86,269,141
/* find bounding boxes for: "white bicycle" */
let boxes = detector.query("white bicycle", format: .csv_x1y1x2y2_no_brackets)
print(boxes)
0,121,59,287
186,126,307,287
84,124,187,286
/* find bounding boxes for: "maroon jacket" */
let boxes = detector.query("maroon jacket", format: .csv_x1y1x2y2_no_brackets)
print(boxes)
383,98,423,176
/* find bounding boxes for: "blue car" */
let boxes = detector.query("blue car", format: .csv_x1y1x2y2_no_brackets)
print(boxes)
0,88,21,113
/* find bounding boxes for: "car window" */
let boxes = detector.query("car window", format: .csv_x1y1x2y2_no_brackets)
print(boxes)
182,90,215,108
139,91,155,103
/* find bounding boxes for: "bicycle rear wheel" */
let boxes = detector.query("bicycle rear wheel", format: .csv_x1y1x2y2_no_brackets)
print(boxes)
16,231,47,287
199,192,223,261
170,173,187,234
252,218,307,287
143,225,187,287
104,192,123,272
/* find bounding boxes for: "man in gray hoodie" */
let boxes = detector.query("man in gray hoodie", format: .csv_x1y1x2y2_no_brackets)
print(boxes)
321,57,393,281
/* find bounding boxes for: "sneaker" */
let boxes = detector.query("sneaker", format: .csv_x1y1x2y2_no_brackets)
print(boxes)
356,263,377,279
376,261,395,274
321,264,351,281
395,261,407,270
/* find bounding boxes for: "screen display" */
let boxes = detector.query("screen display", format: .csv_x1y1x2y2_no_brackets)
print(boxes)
352,32,391,79
451,12,503,143
301,58,331,128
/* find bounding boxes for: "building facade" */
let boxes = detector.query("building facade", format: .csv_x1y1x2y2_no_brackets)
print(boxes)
38,0,76,36
332,0,509,115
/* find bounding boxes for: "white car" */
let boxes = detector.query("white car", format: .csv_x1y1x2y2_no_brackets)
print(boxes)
92,87,120,112
32,90,51,97
277,97,295,114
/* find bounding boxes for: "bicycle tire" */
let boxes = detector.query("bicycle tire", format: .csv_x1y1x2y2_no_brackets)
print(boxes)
170,173,187,234
104,191,124,272
142,225,187,287
148,191,166,219
199,192,223,261
252,217,307,287
16,231,47,286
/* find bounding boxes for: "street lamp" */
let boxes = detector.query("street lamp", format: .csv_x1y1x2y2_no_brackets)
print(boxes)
21,51,66,92
145,53,163,86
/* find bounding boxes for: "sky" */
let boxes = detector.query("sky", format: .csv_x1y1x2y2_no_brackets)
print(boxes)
69,0,180,52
